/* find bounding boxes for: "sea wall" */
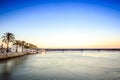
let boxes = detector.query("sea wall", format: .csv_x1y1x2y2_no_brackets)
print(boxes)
0,52,36,60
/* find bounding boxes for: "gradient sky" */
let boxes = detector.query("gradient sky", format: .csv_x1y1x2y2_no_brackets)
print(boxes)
0,0,120,48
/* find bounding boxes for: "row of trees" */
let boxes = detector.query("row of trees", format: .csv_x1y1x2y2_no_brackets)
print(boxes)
1,32,37,53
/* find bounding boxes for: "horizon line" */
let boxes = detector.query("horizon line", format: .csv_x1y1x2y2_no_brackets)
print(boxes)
38,48,120,49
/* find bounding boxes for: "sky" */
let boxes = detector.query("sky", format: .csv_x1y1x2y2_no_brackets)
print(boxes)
0,0,120,48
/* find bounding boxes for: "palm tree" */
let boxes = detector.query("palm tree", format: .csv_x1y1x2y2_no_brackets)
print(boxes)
1,32,15,53
29,43,37,49
29,43,37,53
21,41,26,52
24,43,29,52
13,40,21,53
28,43,32,49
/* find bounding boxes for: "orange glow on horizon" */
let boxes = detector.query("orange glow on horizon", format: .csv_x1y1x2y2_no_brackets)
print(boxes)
0,37,120,48
0,42,120,48
37,42,120,48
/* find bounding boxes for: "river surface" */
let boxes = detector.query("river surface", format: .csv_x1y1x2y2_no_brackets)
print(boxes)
0,51,120,80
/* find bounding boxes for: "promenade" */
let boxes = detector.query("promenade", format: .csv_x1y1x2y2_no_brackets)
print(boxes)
0,53,27,60
0,52,38,60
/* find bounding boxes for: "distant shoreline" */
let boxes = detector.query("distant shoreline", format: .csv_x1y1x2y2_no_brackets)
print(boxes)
39,48,120,51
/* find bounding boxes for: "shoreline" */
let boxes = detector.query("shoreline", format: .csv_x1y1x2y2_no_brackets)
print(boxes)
0,52,38,60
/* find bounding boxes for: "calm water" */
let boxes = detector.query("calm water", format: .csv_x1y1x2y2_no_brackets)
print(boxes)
0,51,120,80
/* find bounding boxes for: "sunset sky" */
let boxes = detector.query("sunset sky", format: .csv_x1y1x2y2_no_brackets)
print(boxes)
0,0,120,48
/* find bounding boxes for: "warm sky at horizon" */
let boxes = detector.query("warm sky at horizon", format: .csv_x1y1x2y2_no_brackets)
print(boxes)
0,0,120,48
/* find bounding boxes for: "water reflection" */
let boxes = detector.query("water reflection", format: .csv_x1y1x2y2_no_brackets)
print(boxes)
0,56,27,80
0,52,120,80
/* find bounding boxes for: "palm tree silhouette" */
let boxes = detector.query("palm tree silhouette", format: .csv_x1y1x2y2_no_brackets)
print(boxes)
1,32,15,53
24,43,29,52
13,40,21,53
21,41,26,52
29,43,37,49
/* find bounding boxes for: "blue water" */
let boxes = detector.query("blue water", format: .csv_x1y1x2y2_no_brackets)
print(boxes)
0,51,120,80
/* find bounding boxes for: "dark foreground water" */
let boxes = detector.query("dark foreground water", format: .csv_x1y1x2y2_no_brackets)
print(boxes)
0,51,120,80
